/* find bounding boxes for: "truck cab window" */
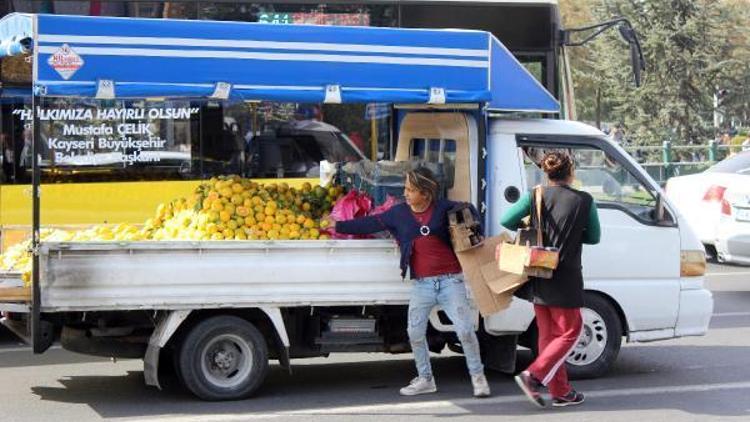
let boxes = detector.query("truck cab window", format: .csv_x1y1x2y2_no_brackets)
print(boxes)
521,144,659,223
410,138,456,189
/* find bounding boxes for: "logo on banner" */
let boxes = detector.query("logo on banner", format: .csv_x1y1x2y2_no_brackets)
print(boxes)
47,44,84,80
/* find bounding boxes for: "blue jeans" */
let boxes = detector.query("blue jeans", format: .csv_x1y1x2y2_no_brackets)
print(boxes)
407,273,484,378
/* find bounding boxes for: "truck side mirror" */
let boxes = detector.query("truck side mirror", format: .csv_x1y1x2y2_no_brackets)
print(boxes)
562,18,646,88
654,192,673,226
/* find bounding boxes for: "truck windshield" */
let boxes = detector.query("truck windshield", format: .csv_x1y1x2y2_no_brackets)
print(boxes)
522,144,659,222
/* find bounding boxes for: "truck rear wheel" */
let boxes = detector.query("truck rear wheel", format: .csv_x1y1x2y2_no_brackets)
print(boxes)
177,315,269,401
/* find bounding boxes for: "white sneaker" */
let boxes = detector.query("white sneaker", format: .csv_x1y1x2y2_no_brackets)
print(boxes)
471,373,491,398
399,376,437,396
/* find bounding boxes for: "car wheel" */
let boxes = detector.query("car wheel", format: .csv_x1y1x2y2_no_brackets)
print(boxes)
177,315,269,401
566,293,623,379
704,244,718,262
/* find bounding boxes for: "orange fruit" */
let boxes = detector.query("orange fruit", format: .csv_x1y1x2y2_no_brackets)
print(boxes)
236,206,250,217
220,187,233,198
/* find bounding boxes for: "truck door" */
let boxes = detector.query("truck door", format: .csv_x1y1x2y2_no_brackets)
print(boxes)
512,134,682,333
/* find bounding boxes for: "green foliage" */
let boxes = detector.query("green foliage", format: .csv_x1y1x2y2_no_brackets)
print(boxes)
561,0,750,145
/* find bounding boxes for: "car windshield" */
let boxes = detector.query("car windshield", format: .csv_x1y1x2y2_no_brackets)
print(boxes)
706,152,750,175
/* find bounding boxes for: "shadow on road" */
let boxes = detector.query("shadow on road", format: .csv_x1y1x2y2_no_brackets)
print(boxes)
29,343,750,419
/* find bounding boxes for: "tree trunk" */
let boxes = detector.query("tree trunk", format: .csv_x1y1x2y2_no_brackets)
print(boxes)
595,87,601,129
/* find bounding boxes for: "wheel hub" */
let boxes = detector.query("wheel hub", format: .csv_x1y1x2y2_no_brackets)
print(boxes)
212,348,236,372
567,307,608,367
578,324,593,348
201,334,254,388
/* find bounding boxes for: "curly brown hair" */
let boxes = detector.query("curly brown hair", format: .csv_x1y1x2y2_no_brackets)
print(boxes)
541,151,574,182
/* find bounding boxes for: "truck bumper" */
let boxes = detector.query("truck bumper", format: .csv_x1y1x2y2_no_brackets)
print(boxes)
674,277,714,337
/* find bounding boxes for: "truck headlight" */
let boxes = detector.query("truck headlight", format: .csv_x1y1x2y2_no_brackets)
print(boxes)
681,250,706,277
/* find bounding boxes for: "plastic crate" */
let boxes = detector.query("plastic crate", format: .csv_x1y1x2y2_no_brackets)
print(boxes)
336,160,448,206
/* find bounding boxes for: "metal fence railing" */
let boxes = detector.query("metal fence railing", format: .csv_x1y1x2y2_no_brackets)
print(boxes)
623,141,746,183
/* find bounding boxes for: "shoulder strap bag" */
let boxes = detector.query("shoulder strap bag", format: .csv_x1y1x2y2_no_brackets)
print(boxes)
497,186,559,279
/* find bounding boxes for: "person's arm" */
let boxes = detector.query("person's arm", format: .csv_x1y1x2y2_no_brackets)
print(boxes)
500,192,531,231
335,215,388,235
335,206,397,235
582,200,601,245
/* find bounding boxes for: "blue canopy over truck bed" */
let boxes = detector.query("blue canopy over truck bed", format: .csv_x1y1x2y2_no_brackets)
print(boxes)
0,13,558,111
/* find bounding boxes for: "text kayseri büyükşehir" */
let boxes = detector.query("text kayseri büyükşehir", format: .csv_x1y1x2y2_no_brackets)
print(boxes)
47,137,167,153
48,136,171,165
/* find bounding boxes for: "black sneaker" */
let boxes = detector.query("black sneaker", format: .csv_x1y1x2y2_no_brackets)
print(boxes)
514,371,547,408
552,390,585,407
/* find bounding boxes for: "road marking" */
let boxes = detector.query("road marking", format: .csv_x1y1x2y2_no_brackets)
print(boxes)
712,312,750,317
123,415,281,422
122,380,750,421
0,345,61,353
289,381,750,414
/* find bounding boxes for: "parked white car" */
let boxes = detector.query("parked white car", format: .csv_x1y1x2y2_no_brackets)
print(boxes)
666,151,750,264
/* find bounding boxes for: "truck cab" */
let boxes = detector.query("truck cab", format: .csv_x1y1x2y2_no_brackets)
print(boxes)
395,111,713,377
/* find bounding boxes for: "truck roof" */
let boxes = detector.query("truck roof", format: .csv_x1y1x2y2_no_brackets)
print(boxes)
491,118,605,137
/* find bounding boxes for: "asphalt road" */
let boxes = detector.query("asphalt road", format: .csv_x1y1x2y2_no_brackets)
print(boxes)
0,262,748,422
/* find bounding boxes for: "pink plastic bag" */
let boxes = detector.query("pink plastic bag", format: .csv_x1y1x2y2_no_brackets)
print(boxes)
326,190,374,239
369,194,401,216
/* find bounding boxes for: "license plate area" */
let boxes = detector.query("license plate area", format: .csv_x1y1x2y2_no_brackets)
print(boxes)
735,207,750,222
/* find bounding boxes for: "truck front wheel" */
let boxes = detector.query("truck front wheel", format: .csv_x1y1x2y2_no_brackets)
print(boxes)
566,293,623,379
177,315,269,401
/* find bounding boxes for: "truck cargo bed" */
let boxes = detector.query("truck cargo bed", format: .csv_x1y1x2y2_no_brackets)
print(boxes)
1,239,409,312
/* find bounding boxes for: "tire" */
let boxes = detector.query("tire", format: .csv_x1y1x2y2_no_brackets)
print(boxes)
566,293,623,379
177,315,269,401
704,244,718,262
518,322,538,358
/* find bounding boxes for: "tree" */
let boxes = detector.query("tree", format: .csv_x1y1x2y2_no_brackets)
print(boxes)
562,0,749,145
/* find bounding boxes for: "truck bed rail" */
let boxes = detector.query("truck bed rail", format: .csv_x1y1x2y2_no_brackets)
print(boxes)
26,239,409,312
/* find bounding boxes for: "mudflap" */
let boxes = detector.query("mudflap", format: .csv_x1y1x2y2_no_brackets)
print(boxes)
33,318,56,354
478,331,517,374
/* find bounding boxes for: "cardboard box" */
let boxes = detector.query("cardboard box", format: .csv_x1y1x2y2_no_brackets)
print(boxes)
456,233,528,317
448,206,483,252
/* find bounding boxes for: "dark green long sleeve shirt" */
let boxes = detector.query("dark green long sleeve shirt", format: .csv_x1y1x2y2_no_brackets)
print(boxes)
499,186,601,308
500,191,601,244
